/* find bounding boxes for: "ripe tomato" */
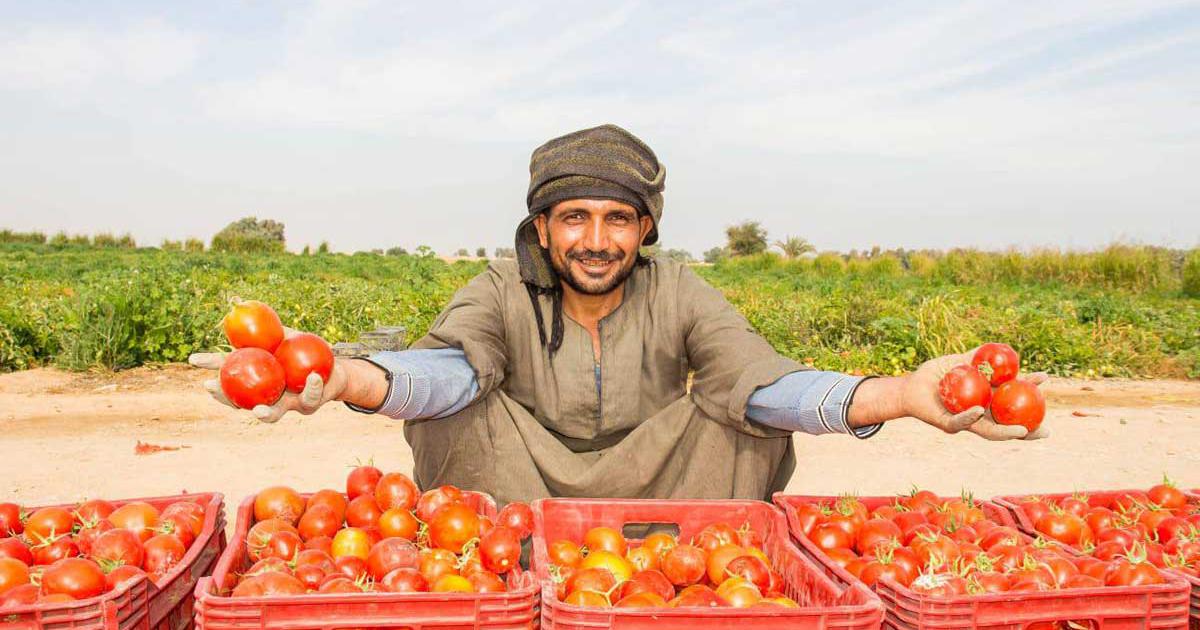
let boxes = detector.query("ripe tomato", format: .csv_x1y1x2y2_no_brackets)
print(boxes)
297,505,341,542
273,333,334,393
1148,479,1188,511
433,574,474,593
972,343,1020,386
220,348,286,410
429,504,480,554
641,533,677,560
346,465,383,500
231,571,305,597
468,570,507,593
856,518,902,555
810,522,852,552
626,546,659,572
223,300,285,352
305,489,348,524
1156,516,1194,545
910,572,967,597
378,507,419,541
661,545,706,586
142,534,186,576
0,503,23,537
41,558,107,600
0,538,33,566
790,503,827,537
479,526,521,574
705,544,745,585
254,487,305,525
33,536,80,565
418,554,457,585
860,558,916,587
105,565,146,592
911,533,961,570
160,501,206,538
566,567,617,595
158,513,196,549
618,569,675,602
246,557,290,578
74,500,115,524
725,555,771,592
1105,558,1164,586
548,540,583,568
345,495,384,529
246,519,298,562
108,502,160,544
1036,512,1090,546
75,518,114,556
331,528,371,560
415,486,464,523
0,558,30,596
24,507,75,543
365,538,419,581
990,379,1045,431
91,528,144,568
582,527,627,556
497,502,534,540
263,531,302,562
582,550,634,583
373,473,419,512
614,591,666,608
670,584,724,607
938,365,992,414
381,567,428,593
565,589,610,607
716,578,761,608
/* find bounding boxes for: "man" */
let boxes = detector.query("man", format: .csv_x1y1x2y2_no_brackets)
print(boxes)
191,124,1046,505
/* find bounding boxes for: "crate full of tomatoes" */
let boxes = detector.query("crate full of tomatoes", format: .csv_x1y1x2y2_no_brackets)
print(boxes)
992,480,1200,628
193,465,539,630
775,491,1192,630
0,492,225,629
531,497,883,630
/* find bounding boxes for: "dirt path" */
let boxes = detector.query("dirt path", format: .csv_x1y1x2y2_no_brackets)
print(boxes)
1,366,1197,514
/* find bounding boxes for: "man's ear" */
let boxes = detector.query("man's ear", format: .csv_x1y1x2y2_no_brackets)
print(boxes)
533,213,549,249
639,215,654,244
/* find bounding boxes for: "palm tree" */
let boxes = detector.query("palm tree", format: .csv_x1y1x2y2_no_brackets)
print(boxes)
775,236,815,259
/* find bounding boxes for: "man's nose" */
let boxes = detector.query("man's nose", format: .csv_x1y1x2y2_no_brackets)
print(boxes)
583,215,609,251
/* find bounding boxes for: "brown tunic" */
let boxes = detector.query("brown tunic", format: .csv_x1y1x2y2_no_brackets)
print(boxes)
404,258,805,504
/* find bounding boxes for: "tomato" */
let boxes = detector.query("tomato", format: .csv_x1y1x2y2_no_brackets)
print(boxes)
641,533,677,560
670,584,725,607
254,487,305,526
823,547,858,570
317,576,362,594
273,333,334,393
365,538,419,581
0,538,33,566
246,557,290,578
626,546,659,572
41,558,107,599
91,528,144,569
331,528,371,560
618,569,675,602
979,526,1023,550
497,502,534,540
0,504,23,537
142,534,186,576
565,589,610,607
33,536,79,565
615,591,666,608
260,530,300,563
582,550,634,583
74,500,115,525
108,502,160,544
661,545,706,586
304,536,333,555
860,558,916,587
375,508,417,541
418,554,457,585
305,490,348,524
345,495,384,529
468,570,507,593
972,343,1020,386
381,567,429,593
990,379,1045,432
24,507,75,543
1148,478,1187,511
567,566,617,595
370,473,418,513
856,518,902,555
582,527,627,556
811,522,853,552
415,486,465,523
1064,574,1103,589
791,503,827,536
479,526,521,575
704,544,745,585
346,465,383,501
429,504,480,554
911,533,960,570
1155,516,1194,545
219,348,287,409
1,582,39,608
1105,558,1164,586
232,571,305,597
433,574,473,593
938,365,992,414
1113,491,1149,514
223,300,285,352
246,519,297,562
297,505,341,542
716,577,761,608
0,558,30,596
910,572,967,597
1086,507,1117,534
546,540,583,569
160,502,205,539
157,513,195,549
725,555,771,592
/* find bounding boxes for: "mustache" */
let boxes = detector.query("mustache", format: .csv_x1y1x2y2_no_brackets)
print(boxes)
567,249,624,263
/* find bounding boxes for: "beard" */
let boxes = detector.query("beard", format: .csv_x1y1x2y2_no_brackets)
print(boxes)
547,237,637,296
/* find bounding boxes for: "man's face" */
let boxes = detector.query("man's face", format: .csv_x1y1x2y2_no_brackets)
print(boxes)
533,199,655,295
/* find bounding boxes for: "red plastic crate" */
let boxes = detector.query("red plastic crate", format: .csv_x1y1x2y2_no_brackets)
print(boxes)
0,492,226,630
993,489,1200,630
193,490,538,630
531,497,883,630
774,494,1192,630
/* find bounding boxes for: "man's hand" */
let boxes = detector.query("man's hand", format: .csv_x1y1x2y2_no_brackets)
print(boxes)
902,348,1049,440
188,327,350,423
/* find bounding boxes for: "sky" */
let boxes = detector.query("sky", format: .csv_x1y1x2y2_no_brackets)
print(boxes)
1,0,1198,256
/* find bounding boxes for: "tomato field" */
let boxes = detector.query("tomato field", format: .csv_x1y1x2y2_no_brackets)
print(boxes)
2,243,1197,378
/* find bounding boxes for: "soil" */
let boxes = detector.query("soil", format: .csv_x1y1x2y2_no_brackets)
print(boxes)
1,365,1197,517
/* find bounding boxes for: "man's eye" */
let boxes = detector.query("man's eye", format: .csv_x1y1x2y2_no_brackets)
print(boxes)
610,215,632,224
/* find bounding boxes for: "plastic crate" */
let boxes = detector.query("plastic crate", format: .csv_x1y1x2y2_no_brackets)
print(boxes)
774,494,1192,630
531,497,883,630
0,492,226,630
993,489,1200,630
193,490,539,630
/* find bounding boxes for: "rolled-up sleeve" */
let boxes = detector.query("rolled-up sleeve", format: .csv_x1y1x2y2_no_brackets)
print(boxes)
345,348,479,420
747,371,882,439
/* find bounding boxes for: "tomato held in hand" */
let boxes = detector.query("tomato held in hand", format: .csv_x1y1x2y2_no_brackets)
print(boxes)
938,365,992,414
273,333,334,393
220,348,286,410
972,343,1020,386
224,300,285,353
991,379,1046,431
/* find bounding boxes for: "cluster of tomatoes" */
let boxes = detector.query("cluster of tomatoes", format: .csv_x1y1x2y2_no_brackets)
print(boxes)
545,522,799,609
0,498,205,609
791,489,1170,598
938,342,1045,431
219,300,335,409
1014,480,1200,579
229,466,532,597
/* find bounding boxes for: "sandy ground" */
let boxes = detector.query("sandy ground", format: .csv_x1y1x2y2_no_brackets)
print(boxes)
1,365,1197,520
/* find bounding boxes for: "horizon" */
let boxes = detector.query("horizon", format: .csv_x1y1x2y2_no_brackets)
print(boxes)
2,1,1199,255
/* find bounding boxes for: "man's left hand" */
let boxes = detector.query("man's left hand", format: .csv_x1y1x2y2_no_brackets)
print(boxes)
901,348,1050,441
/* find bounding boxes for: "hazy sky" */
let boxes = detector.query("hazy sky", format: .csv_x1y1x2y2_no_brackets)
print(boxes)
2,1,1199,256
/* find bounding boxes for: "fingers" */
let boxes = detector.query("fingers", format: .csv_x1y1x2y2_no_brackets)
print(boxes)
297,373,325,413
944,407,985,433
189,353,225,371
253,403,285,424
1024,425,1051,440
1025,372,1050,386
967,417,1030,441
203,379,237,409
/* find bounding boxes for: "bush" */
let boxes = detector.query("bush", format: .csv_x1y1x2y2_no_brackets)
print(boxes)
211,217,286,253
1184,250,1200,298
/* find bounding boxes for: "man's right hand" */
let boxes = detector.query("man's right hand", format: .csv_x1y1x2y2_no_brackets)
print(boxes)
188,341,352,423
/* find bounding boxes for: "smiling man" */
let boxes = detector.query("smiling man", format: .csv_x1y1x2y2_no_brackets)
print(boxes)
192,124,1046,505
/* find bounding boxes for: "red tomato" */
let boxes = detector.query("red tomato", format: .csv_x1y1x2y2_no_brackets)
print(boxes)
548,540,583,568
415,486,464,523
618,569,675,602
160,501,206,538
104,564,145,592
1148,478,1188,511
273,333,334,393
790,503,827,536
429,504,480,554
223,300,285,352
330,528,371,560
306,490,348,524
661,545,706,586
0,538,33,566
334,555,368,581
381,567,429,592
670,584,724,607
0,504,23,538
566,567,617,595
860,558,916,587
142,534,186,576
220,348,286,410
468,570,507,593
1105,558,1164,586
725,555,771,592
365,538,419,581
41,558,107,599
91,528,144,568
938,365,992,414
158,513,196,549
480,526,521,574
74,500,115,525
614,591,666,608
1156,516,1194,545
856,518,902,555
971,343,1020,386
991,379,1045,431
263,531,302,562
0,558,30,596
254,487,305,525
297,505,341,542
1036,512,1090,546
24,507,75,543
582,527,628,556
346,466,383,501
231,571,305,597
345,495,384,529
373,473,419,512
246,519,298,562
108,502,160,544
811,522,853,552
33,536,79,565
497,502,534,540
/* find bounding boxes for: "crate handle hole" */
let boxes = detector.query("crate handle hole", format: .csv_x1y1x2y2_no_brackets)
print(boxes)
622,522,681,539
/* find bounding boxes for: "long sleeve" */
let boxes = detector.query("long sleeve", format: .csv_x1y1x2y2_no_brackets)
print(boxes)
353,348,479,420
746,371,882,438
